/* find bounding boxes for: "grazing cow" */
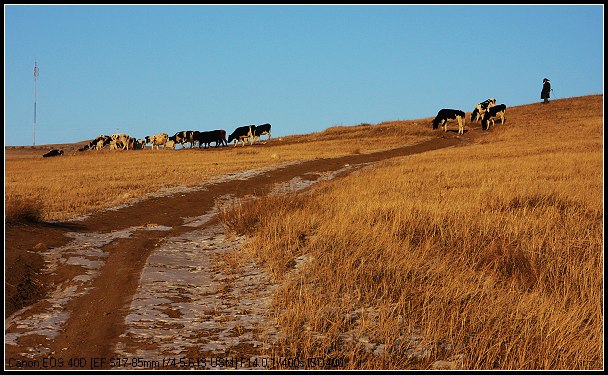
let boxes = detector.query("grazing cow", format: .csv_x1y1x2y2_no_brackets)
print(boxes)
109,139,120,150
43,149,64,158
171,131,199,148
95,138,108,150
471,98,496,123
215,129,228,147
110,133,131,150
481,104,507,130
79,135,110,151
190,131,201,148
168,134,177,145
170,131,187,148
228,125,254,147
470,108,480,123
135,139,147,150
196,130,228,149
145,133,169,150
165,140,176,149
432,109,466,135
127,137,136,150
252,123,271,144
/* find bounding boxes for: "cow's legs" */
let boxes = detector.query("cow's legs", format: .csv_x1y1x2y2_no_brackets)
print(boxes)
457,116,464,135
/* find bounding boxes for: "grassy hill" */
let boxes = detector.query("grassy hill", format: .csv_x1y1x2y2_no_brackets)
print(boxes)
218,94,603,369
5,94,603,369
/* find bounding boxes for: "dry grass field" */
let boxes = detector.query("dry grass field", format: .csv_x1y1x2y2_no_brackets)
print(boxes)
4,94,603,369
5,119,434,222
218,95,603,369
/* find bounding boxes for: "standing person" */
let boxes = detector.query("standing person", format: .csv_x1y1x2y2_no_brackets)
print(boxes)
541,78,551,103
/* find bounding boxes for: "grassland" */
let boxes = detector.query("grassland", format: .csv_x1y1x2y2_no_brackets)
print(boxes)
5,119,434,222
218,95,603,369
4,94,603,369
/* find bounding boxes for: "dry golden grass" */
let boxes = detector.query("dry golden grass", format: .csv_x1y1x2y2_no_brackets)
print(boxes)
219,95,603,369
5,119,435,222
5,195,44,225
5,95,603,369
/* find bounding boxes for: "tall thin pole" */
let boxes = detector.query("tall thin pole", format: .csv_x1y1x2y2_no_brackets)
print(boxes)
33,61,39,146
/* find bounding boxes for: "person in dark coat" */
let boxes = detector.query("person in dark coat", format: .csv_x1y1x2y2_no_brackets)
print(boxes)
541,78,551,103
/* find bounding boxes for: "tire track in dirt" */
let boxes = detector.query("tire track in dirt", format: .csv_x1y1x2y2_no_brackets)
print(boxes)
5,134,466,370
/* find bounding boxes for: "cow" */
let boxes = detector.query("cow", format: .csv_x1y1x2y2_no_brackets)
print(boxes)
79,135,110,151
215,129,228,147
43,149,63,158
171,131,199,148
471,98,496,123
95,138,109,150
165,140,176,149
470,108,480,123
145,133,168,150
168,134,178,147
109,139,120,150
196,130,228,149
170,131,186,148
127,137,137,150
135,139,147,150
251,123,271,144
481,104,507,130
190,131,201,148
432,109,466,135
110,133,131,150
228,125,254,147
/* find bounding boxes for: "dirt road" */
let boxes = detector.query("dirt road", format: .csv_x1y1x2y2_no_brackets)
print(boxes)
5,132,469,370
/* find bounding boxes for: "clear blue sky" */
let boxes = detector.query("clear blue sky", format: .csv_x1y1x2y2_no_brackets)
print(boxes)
4,4,604,146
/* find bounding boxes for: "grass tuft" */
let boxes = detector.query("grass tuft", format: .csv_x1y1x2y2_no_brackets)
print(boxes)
5,195,44,225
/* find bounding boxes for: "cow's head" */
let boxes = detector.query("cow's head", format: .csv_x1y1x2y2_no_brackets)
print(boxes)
432,118,439,129
471,108,479,122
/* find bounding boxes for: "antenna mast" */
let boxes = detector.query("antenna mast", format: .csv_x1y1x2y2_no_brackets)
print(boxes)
33,61,39,146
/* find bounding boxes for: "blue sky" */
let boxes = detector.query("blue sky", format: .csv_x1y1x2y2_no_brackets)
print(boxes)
4,4,604,146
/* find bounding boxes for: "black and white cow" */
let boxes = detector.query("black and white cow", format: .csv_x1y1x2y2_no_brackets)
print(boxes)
196,130,228,149
432,109,466,135
110,133,132,150
228,125,254,147
251,123,271,144
79,135,111,151
171,131,199,149
471,98,496,123
171,131,186,148
481,104,507,130
168,133,178,147
43,149,64,158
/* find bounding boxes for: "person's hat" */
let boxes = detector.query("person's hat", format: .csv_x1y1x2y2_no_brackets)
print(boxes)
543,78,550,82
